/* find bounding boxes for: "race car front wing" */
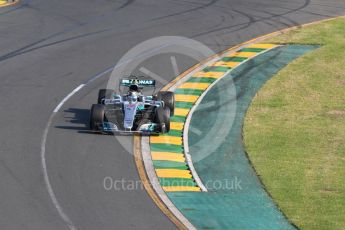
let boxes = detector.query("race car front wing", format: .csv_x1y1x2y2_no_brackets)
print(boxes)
97,122,165,134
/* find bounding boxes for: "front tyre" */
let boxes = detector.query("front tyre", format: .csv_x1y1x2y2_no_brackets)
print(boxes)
155,91,175,116
155,107,170,133
90,104,105,131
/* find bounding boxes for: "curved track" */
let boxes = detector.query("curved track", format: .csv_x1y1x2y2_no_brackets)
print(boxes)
0,0,344,229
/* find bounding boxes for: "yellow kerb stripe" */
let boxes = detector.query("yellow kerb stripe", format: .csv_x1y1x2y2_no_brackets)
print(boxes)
212,61,240,68
179,82,210,90
174,108,190,117
163,186,201,192
156,169,192,178
151,152,185,162
170,122,184,131
247,43,277,49
150,136,182,145
175,94,199,103
193,71,224,78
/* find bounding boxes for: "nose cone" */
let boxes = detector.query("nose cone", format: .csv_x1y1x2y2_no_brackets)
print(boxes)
123,102,138,129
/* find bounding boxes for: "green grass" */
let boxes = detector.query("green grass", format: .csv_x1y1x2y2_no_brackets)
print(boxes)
244,18,345,230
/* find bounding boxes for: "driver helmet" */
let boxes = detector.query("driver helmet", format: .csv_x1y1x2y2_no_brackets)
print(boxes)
129,84,139,92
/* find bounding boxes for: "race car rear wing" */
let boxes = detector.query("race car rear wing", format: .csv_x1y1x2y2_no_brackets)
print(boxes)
120,79,156,87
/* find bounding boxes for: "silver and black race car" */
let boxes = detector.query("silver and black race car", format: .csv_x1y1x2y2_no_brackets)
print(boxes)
89,78,174,134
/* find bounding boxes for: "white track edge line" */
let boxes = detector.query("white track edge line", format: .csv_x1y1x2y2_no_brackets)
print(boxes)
53,84,85,113
41,115,78,230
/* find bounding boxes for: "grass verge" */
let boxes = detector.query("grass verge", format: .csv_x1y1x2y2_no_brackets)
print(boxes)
244,18,345,230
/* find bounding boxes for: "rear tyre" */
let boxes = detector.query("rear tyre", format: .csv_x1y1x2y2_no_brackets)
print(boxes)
155,91,175,116
98,89,114,104
90,104,105,131
155,107,170,133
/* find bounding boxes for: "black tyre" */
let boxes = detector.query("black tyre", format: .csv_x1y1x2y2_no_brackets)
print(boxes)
155,107,170,133
90,104,105,130
155,91,175,116
98,89,114,104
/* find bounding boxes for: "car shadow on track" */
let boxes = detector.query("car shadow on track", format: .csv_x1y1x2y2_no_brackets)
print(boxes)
55,108,93,133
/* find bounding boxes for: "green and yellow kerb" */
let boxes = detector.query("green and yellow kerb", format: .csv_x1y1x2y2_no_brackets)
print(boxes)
149,43,278,192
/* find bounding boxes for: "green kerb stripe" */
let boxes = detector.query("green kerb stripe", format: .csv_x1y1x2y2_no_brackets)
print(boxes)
174,88,204,95
175,102,194,109
187,77,216,83
239,47,266,52
153,161,188,169
170,116,186,122
163,130,183,137
150,143,183,153
159,178,197,187
221,56,247,62
203,66,229,72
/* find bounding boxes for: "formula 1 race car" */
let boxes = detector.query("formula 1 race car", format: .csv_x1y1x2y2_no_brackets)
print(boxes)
89,78,174,134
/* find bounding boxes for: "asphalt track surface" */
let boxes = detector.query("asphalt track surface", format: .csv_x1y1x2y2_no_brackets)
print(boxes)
1,0,345,229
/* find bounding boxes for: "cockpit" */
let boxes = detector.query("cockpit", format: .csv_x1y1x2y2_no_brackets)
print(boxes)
127,84,143,102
